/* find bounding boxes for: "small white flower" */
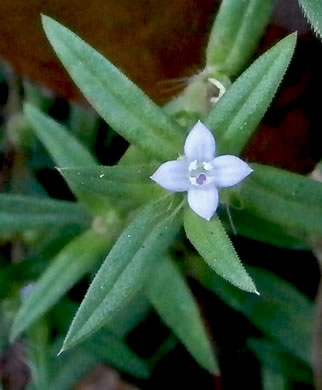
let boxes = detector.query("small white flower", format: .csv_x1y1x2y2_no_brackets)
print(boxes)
150,121,253,221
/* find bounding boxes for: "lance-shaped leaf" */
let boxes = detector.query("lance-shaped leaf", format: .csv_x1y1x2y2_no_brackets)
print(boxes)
59,164,162,209
48,349,97,390
205,33,296,155
194,263,313,364
0,194,91,232
50,332,149,390
24,103,96,167
231,163,322,236
247,338,313,384
85,331,150,378
261,367,290,390
206,0,275,76
24,103,113,215
184,207,257,294
41,15,183,160
220,207,306,250
27,319,50,390
62,198,182,351
299,0,322,39
146,256,218,374
10,229,110,341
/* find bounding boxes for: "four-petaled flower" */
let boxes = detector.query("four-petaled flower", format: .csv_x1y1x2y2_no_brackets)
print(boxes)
150,121,253,221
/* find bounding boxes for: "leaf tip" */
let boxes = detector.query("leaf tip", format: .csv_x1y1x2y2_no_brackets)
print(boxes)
57,346,65,356
9,324,19,344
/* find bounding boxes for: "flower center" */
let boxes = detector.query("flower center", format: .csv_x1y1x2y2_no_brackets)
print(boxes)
196,173,207,185
188,160,214,187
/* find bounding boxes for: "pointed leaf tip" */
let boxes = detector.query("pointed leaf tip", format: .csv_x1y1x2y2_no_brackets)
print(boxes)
184,208,257,294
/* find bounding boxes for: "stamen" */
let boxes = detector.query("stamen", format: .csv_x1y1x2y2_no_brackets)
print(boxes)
188,160,198,171
203,162,213,171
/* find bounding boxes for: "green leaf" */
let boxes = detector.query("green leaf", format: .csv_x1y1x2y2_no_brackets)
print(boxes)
231,164,322,236
247,338,313,384
299,0,322,39
10,229,110,340
58,164,162,210
194,263,313,363
48,349,97,390
62,198,182,351
205,33,296,155
85,331,150,378
184,207,257,293
27,320,50,390
251,163,322,206
206,0,275,76
24,103,115,215
24,103,96,167
261,367,290,390
41,15,183,160
220,208,307,250
49,334,149,390
0,194,91,232
145,256,218,374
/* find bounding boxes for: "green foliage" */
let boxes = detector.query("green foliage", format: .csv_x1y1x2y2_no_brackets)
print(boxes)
145,256,218,374
248,338,313,384
299,0,322,39
232,163,322,236
85,330,150,378
1,3,319,387
41,16,184,161
195,262,313,364
62,198,182,351
24,103,96,167
220,208,306,249
59,164,162,210
11,229,110,340
184,208,257,293
0,194,91,232
206,0,275,76
206,33,296,155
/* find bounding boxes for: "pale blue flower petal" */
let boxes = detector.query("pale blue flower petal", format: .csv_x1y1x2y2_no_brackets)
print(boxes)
213,155,253,188
187,186,219,221
184,121,216,161
150,160,190,192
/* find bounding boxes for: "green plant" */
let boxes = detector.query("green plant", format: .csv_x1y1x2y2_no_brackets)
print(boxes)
1,1,321,388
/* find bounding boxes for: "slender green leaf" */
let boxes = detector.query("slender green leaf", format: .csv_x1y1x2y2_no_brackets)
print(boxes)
299,0,322,39
48,349,97,390
146,256,218,374
106,293,150,338
0,195,91,232
11,229,110,340
220,207,307,250
194,263,313,363
59,164,162,208
24,103,96,167
251,163,322,206
262,367,290,390
41,15,183,160
27,320,50,390
231,165,322,236
205,34,296,155
62,198,182,351
24,104,114,215
184,207,257,293
206,0,275,76
86,331,150,378
248,338,312,384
